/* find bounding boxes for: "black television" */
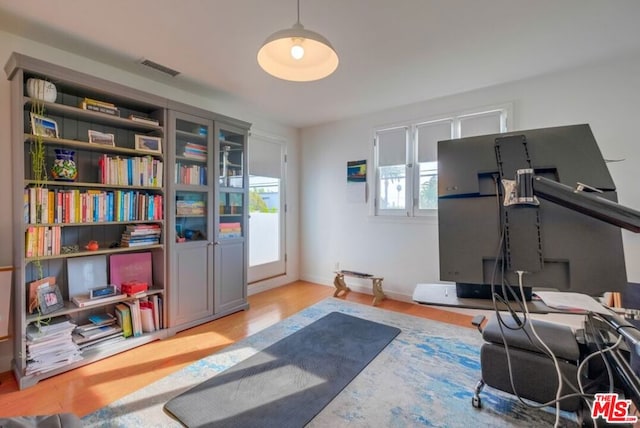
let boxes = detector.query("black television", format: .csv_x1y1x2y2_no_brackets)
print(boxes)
437,124,632,299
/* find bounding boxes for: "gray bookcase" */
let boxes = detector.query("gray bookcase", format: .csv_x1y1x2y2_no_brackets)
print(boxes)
5,53,249,389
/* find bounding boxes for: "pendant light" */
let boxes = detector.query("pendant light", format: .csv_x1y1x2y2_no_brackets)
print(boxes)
257,0,339,82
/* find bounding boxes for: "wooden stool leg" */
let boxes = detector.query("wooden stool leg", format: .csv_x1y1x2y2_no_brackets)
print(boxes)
371,278,385,305
333,273,350,297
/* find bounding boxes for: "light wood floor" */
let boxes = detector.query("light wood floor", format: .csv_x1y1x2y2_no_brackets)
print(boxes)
0,281,474,418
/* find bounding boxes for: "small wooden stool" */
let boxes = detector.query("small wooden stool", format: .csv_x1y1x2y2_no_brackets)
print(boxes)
333,270,386,306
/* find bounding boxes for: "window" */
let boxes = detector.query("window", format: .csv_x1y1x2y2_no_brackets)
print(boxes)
374,106,510,216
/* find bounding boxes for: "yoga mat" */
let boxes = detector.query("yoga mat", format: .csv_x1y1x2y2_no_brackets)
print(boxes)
163,311,400,428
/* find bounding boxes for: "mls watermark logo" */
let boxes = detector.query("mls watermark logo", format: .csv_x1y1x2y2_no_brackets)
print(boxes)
591,393,638,424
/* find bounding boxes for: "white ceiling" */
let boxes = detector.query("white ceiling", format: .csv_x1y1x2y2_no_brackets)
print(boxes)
1,0,640,128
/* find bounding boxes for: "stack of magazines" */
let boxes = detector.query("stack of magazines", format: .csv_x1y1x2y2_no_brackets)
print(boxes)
72,313,124,353
26,316,82,376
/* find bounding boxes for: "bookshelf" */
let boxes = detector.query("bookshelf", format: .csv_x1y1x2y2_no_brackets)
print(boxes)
6,53,168,389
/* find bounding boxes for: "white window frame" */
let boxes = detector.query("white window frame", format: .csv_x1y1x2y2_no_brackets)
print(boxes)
373,104,512,218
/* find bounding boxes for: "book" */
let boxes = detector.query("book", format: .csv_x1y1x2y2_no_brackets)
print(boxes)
82,97,116,108
115,303,133,338
77,325,122,340
81,102,120,116
72,293,123,308
109,252,153,288
129,114,159,126
124,300,142,337
88,313,116,326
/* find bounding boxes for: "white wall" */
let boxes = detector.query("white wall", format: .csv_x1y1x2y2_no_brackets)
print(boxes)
300,50,640,301
0,31,300,372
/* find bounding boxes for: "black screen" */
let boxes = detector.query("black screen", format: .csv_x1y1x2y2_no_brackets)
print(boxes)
437,124,628,297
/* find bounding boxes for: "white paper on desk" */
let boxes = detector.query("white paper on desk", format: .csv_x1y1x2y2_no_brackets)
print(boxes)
534,291,611,315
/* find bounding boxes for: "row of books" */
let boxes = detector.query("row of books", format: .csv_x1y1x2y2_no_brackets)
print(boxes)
25,225,61,257
114,294,162,338
25,316,82,376
79,97,120,117
25,187,164,224
182,143,207,161
176,199,206,216
219,222,242,239
98,154,163,188
120,224,162,247
175,163,207,185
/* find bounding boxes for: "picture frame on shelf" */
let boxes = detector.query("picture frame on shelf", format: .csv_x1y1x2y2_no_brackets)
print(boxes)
37,284,64,315
30,112,59,138
135,135,162,153
88,129,115,146
28,276,56,314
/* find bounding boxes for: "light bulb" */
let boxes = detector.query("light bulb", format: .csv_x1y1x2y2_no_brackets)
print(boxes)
291,44,305,60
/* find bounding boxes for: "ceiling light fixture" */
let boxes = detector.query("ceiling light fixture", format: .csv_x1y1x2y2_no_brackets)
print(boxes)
257,0,339,82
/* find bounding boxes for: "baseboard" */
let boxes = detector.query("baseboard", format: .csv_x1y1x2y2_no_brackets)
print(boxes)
248,274,297,296
300,274,414,303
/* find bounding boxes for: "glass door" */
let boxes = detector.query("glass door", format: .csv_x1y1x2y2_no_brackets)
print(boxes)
168,112,214,326
214,122,248,313
247,134,286,283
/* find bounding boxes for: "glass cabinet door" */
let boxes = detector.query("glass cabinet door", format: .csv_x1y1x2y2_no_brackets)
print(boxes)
219,130,244,189
174,117,212,243
219,191,244,239
217,126,246,241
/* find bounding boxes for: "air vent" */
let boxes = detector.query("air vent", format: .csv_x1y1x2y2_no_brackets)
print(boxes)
140,59,180,77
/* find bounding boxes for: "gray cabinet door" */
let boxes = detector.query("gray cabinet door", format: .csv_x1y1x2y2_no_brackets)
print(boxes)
215,241,246,313
172,244,214,325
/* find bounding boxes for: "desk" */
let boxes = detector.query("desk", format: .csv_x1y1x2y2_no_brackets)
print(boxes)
413,283,570,314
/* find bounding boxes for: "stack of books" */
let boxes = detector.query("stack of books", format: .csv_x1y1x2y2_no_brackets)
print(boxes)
120,223,162,247
72,313,124,352
79,97,120,117
25,316,82,375
182,143,207,161
219,222,242,239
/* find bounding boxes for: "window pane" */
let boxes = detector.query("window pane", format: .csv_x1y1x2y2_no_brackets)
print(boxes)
459,111,503,137
378,165,406,209
378,127,407,166
419,161,438,209
249,175,280,266
417,120,452,163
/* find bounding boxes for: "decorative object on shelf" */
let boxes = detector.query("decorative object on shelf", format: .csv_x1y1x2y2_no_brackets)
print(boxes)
28,276,56,314
135,134,162,153
257,0,338,82
61,244,80,254
30,112,59,138
37,284,64,314
85,240,99,251
51,149,78,181
88,129,115,146
88,284,118,300
26,78,57,102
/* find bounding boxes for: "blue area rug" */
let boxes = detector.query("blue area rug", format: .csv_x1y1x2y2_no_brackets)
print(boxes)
83,298,577,427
